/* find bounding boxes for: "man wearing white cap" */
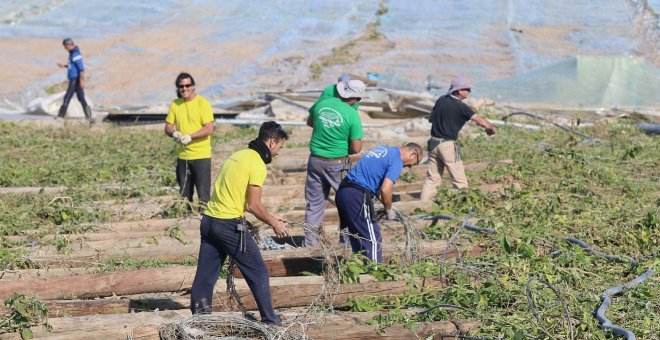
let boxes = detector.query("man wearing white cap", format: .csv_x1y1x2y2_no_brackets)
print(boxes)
316,74,359,110
304,79,366,247
420,77,496,201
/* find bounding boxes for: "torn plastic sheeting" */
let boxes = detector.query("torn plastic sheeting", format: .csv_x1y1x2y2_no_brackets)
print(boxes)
215,118,387,128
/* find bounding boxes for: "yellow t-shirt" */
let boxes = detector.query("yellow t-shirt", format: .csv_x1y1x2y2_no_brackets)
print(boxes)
204,149,267,219
165,95,214,160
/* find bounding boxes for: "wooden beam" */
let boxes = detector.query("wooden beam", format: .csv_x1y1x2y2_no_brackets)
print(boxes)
22,310,479,340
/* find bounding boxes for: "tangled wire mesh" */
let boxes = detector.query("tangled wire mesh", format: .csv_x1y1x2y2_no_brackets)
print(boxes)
159,220,352,340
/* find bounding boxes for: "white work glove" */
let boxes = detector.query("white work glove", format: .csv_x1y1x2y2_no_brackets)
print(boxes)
180,135,192,145
386,209,397,221
172,131,182,142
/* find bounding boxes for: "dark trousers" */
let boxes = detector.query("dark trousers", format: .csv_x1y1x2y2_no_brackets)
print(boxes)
190,216,281,325
336,186,383,263
176,158,211,203
58,77,89,118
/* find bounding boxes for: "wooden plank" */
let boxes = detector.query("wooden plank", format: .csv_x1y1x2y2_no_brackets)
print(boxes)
0,186,66,195
6,238,477,299
17,310,479,340
7,276,406,317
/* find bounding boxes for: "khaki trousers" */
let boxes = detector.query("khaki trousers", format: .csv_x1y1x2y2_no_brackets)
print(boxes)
420,140,468,201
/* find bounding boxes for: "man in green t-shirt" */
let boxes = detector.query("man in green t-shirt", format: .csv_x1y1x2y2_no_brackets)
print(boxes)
304,79,366,247
317,74,359,110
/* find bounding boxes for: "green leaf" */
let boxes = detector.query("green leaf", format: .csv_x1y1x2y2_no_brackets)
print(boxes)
501,234,512,254
15,304,28,317
512,330,525,340
20,328,33,340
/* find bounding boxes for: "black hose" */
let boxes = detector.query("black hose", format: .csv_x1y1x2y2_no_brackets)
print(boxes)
419,214,496,234
564,237,639,266
502,111,593,139
596,269,654,339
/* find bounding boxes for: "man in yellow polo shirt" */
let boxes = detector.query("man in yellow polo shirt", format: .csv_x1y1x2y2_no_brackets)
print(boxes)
164,72,215,204
190,121,289,325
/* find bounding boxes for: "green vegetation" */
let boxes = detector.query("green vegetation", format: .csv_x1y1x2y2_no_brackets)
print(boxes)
0,122,256,269
97,256,197,273
342,122,659,338
0,294,50,339
0,119,658,338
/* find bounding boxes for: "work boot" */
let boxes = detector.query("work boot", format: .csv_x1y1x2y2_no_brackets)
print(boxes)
57,105,67,119
83,106,94,123
192,298,212,314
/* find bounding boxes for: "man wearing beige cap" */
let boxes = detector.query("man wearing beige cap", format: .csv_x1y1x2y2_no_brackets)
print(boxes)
420,77,496,201
304,79,366,247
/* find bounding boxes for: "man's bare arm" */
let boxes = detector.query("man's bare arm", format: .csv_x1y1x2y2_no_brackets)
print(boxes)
349,139,363,155
246,185,289,237
306,115,314,127
190,122,215,139
379,178,395,211
164,122,177,137
471,114,496,135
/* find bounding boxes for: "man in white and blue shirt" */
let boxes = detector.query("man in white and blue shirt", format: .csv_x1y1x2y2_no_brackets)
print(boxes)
335,143,423,262
57,38,92,121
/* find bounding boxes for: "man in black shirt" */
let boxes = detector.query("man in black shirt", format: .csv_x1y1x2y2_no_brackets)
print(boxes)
420,77,496,201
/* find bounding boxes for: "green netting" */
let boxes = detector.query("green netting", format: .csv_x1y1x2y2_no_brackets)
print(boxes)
476,55,660,111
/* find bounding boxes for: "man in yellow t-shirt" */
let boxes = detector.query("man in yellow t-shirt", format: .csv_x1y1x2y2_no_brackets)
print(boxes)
190,121,289,325
164,72,215,204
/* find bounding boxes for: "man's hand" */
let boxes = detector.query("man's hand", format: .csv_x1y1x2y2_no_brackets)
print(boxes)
271,213,286,222
172,131,182,142
57,63,67,69
79,79,86,89
386,209,397,220
485,126,496,136
271,220,289,238
180,135,192,145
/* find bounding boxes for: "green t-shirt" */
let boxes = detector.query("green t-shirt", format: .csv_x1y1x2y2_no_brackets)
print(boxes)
309,97,363,158
318,84,360,109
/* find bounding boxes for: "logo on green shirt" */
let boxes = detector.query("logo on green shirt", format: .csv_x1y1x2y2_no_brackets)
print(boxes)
318,107,344,128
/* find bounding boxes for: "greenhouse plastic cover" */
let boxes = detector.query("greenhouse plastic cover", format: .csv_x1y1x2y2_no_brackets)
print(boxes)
475,55,660,110
0,0,658,110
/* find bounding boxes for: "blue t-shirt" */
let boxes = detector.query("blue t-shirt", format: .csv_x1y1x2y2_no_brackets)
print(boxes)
346,146,404,195
67,46,84,79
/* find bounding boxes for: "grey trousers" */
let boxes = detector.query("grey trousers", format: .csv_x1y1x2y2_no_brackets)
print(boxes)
176,158,212,204
304,155,344,247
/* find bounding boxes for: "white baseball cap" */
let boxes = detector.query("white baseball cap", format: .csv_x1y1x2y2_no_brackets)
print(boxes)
336,80,366,99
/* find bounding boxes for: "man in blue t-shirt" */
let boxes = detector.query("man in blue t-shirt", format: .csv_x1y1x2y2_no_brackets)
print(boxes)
336,143,423,262
57,38,92,121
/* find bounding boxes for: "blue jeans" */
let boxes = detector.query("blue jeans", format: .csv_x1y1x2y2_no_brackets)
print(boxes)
190,215,281,325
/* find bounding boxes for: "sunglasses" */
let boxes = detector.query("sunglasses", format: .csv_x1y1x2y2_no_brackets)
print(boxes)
407,151,420,167
177,84,193,89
